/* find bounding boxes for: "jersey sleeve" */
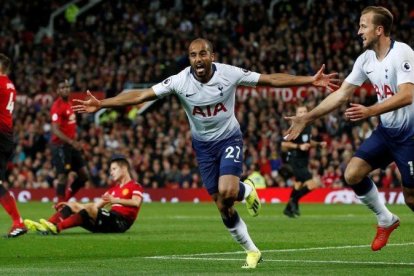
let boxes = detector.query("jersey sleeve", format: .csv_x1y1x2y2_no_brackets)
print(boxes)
152,74,180,98
345,54,367,86
50,104,61,124
395,45,414,86
225,64,260,87
132,184,143,198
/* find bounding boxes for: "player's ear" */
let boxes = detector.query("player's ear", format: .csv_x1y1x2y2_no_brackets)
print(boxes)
211,52,215,62
376,25,383,36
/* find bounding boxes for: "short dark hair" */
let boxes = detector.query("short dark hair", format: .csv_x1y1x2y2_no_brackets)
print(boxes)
362,6,393,36
110,154,131,171
0,54,11,74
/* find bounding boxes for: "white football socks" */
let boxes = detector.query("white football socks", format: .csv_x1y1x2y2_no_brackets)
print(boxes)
228,217,259,252
357,181,394,226
241,181,253,199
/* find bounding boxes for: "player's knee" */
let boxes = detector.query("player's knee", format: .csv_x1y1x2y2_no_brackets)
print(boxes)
218,186,238,201
344,166,363,185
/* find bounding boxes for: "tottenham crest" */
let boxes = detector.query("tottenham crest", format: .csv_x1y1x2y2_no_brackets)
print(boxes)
162,77,172,87
241,68,251,75
401,61,412,72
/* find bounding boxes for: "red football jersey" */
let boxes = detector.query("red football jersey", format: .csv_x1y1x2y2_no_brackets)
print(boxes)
105,180,143,223
0,75,16,135
50,97,77,144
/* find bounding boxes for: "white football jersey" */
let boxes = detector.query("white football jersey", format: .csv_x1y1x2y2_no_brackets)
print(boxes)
152,63,260,141
346,41,414,139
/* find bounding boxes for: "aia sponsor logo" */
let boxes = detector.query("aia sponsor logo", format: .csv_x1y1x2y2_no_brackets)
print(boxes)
374,84,394,100
192,103,227,117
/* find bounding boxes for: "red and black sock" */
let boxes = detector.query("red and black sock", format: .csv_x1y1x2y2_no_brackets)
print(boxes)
57,209,89,232
48,205,74,224
58,213,83,232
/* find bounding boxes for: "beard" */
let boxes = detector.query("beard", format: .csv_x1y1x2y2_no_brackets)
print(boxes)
363,36,379,50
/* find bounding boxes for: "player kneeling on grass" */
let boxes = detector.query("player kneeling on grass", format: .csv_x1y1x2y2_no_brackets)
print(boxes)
25,155,143,234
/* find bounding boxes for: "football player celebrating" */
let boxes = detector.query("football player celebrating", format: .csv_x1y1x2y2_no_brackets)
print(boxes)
284,6,414,251
73,38,338,268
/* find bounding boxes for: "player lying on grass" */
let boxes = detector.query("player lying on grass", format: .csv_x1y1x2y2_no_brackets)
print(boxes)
24,155,143,234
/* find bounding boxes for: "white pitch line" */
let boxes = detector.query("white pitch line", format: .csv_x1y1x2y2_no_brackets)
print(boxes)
145,256,414,266
145,242,414,258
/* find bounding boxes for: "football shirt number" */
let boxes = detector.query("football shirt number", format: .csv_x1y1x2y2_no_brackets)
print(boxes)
6,92,14,114
225,146,241,160
409,161,414,176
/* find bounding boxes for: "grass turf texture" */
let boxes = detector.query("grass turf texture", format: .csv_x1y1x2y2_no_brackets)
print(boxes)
1,202,413,275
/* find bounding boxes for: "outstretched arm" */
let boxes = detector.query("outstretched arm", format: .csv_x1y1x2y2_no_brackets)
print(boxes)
284,81,357,140
257,64,339,91
72,88,158,113
345,83,414,121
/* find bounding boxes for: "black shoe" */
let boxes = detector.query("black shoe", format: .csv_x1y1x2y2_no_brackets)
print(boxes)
283,202,296,218
291,201,300,216
5,226,28,238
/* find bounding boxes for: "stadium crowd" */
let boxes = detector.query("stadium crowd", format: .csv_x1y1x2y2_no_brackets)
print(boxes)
1,0,413,190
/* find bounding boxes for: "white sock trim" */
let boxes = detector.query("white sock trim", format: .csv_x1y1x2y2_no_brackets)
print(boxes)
228,218,258,252
357,180,393,226
241,182,253,199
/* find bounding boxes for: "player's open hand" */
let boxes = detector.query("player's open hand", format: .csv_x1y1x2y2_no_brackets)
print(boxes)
345,103,372,121
312,64,340,92
72,90,101,113
101,193,113,204
283,115,308,141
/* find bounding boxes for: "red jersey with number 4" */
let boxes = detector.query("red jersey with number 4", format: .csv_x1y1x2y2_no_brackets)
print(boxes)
0,75,16,136
105,180,143,223
50,97,77,144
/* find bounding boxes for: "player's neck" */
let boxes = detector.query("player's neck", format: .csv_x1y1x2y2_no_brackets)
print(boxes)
195,72,213,83
119,176,132,186
374,37,392,61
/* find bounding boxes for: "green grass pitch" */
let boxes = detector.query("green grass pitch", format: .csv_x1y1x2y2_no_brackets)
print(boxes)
1,202,413,275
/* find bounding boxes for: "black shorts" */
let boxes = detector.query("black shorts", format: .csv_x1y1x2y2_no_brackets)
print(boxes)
82,209,133,233
0,134,14,181
289,161,312,183
51,144,86,174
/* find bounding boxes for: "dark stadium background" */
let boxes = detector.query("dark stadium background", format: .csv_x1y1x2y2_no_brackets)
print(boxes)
2,0,413,191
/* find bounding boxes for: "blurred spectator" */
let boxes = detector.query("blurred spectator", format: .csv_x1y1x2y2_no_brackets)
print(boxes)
1,0,410,189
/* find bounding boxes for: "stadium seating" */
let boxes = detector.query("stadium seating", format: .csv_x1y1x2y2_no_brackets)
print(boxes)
2,0,411,189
